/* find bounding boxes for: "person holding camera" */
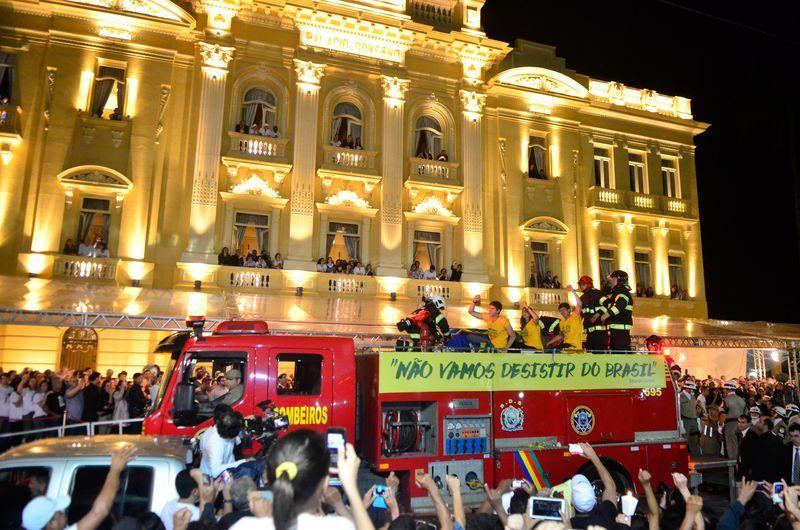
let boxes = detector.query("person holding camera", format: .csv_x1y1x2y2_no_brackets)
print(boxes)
200,405,248,479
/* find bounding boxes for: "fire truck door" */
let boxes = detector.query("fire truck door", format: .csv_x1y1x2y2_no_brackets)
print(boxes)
264,348,334,432
564,392,634,444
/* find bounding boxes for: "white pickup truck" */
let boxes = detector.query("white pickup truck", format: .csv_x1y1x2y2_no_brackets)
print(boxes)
0,435,191,529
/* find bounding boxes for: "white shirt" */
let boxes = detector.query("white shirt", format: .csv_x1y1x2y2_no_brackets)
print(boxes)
421,269,437,280
0,384,11,417
160,500,200,530
352,266,365,275
792,446,800,482
8,391,23,420
316,263,326,272
232,513,355,530
697,394,707,412
199,425,247,479
78,243,94,257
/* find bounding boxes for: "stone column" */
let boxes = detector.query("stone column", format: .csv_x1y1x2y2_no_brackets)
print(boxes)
459,90,487,282
182,42,234,263
285,59,325,271
651,221,669,296
615,215,635,283
377,76,410,277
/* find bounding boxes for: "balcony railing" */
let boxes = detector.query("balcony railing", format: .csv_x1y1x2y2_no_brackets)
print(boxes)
408,278,454,300
322,146,378,171
409,157,460,182
220,266,283,291
587,187,694,218
54,255,119,280
228,132,289,160
323,274,367,294
526,287,569,306
662,196,689,215
630,192,656,210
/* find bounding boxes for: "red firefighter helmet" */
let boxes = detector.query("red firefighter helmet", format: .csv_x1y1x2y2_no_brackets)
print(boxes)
578,275,594,289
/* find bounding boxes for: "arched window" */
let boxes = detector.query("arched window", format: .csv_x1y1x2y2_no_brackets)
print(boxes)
241,88,277,133
414,116,443,159
331,102,363,147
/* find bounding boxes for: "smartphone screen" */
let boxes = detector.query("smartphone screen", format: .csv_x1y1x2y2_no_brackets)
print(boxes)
774,482,785,504
529,497,564,520
373,485,388,509
512,480,524,489
327,428,346,486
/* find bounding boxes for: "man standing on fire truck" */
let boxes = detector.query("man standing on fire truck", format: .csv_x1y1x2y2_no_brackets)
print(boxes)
599,270,633,352
577,275,608,352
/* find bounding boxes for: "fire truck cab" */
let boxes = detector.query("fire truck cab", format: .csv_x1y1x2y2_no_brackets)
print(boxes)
144,320,685,510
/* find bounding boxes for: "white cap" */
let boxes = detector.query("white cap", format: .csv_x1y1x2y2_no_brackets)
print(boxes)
787,404,799,413
22,496,71,530
571,474,597,513
749,406,762,415
723,380,738,390
774,406,787,418
682,381,697,390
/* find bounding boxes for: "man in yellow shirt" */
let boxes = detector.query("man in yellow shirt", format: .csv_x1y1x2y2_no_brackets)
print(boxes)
467,295,517,351
519,300,543,350
546,285,583,350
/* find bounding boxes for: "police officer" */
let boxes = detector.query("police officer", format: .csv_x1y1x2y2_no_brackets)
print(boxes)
722,380,747,459
772,406,789,441
577,275,608,352
599,270,633,352
680,380,700,456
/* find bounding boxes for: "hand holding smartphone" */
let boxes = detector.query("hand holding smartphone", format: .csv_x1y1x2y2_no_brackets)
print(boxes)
529,497,565,520
327,428,346,487
373,485,388,509
568,444,584,456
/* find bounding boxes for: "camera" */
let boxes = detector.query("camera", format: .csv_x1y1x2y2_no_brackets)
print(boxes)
242,400,290,457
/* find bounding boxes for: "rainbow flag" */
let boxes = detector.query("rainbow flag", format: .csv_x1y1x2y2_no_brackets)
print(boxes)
514,450,551,489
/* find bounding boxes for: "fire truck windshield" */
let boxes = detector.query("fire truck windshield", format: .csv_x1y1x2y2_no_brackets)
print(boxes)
151,351,179,413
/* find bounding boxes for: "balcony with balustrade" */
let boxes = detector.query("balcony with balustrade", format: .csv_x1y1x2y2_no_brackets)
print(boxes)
227,132,290,164
53,255,120,282
587,187,695,219
319,145,380,179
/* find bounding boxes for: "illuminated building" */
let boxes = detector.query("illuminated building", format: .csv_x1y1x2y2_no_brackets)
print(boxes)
0,0,708,370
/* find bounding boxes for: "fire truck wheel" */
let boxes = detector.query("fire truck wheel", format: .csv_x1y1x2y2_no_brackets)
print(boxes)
576,457,634,500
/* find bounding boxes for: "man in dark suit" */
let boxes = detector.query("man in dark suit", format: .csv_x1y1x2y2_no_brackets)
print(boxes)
786,423,800,484
738,414,757,479
125,372,148,434
743,414,786,482
81,372,104,423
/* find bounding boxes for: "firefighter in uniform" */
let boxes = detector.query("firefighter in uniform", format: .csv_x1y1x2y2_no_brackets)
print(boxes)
679,380,700,456
395,296,451,351
577,275,608,352
600,270,633,352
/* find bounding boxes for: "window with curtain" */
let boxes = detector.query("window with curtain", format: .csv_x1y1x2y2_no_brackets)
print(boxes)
77,197,111,245
668,255,684,290
628,152,646,193
593,147,612,188
528,136,547,179
634,252,651,290
661,158,679,197
331,102,363,145
241,88,277,130
90,65,126,119
233,212,269,254
0,53,15,102
598,248,616,281
327,222,360,261
414,115,443,158
530,242,549,286
413,230,442,271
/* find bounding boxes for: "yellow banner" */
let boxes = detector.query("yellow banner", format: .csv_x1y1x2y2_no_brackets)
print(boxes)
379,353,666,393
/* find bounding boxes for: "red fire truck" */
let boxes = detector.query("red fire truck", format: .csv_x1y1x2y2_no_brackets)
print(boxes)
143,319,686,509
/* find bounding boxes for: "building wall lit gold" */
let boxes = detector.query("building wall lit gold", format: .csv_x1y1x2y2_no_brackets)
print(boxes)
0,0,710,369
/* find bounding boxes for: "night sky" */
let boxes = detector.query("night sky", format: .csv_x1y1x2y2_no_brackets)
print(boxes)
482,1,800,324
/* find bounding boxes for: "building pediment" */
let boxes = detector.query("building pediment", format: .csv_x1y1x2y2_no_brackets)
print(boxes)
492,67,588,99
63,0,195,25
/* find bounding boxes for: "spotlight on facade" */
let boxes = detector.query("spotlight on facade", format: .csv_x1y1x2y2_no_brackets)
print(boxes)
390,292,397,301
296,286,303,296
194,280,202,291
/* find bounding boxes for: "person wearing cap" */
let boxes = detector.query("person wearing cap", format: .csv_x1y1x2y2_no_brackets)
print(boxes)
748,406,762,427
723,380,747,459
787,404,800,428
218,369,243,406
569,442,617,529
576,275,608,352
772,406,789,441
680,380,700,456
21,444,136,530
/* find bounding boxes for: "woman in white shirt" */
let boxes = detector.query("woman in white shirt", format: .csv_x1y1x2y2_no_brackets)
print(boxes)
273,253,284,269
231,430,372,530
316,259,326,272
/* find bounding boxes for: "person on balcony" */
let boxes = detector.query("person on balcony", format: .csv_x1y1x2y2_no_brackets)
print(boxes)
78,238,95,257
436,149,448,161
62,239,78,255
344,134,354,149
315,258,326,272
325,257,335,273
267,125,280,138
273,253,284,269
218,247,231,265
109,108,122,121
258,123,270,136
353,261,366,275
542,270,554,288
422,265,437,280
244,251,257,268
235,121,247,134
331,134,342,147
365,263,375,276
437,268,448,281
354,137,363,150
552,275,561,289
95,243,109,258
449,262,462,282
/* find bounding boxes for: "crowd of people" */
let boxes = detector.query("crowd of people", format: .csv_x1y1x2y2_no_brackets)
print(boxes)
218,249,284,269
407,262,463,282
529,271,561,289
316,258,374,276
416,148,449,161
0,365,161,448
332,134,363,150
62,236,111,258
234,121,281,138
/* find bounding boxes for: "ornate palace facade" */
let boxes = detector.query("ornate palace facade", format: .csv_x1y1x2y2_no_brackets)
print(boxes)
0,0,708,329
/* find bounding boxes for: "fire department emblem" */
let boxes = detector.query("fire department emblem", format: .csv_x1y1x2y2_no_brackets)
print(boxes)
570,405,595,435
500,399,524,432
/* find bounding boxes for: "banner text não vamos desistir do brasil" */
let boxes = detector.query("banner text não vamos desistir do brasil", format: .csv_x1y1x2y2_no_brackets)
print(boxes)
378,353,666,393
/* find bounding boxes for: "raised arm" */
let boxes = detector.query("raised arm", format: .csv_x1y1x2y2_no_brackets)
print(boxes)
578,443,617,507
568,285,582,316
417,473,453,530
638,469,659,530
504,321,517,348
468,296,483,320
339,443,377,530
446,475,466,529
